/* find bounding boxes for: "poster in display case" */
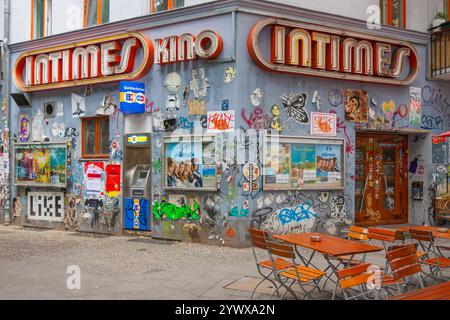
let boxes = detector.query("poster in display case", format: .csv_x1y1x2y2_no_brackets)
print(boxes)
162,135,219,191
14,142,68,188
263,135,345,190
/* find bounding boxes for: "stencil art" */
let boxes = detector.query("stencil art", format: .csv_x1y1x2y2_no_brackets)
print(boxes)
279,92,309,124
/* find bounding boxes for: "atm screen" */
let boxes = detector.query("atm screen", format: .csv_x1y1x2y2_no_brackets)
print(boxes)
139,170,148,179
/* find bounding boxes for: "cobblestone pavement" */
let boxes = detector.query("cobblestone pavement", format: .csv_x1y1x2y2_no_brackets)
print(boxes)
0,225,447,300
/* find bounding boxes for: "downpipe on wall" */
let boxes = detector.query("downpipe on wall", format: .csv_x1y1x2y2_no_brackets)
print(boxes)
3,0,11,225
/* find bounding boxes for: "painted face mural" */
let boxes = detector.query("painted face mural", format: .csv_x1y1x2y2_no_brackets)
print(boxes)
279,92,309,124
344,90,368,123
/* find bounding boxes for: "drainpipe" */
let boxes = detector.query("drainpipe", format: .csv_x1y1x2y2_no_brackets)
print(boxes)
2,0,10,225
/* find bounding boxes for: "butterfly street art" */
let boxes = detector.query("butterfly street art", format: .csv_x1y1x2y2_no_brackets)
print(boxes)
311,112,337,136
279,92,309,124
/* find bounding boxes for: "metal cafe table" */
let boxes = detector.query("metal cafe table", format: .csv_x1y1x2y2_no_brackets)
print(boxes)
274,232,383,299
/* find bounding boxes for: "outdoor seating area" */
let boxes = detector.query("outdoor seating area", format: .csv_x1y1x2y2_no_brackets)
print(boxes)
249,225,450,300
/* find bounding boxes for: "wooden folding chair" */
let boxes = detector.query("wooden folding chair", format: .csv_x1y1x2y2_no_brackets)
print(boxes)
334,226,369,265
382,244,425,296
248,228,294,299
265,239,326,300
409,229,450,282
337,263,383,300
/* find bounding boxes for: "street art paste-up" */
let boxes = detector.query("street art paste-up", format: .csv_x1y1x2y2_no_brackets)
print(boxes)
51,122,66,138
182,87,190,108
207,110,235,133
64,196,79,230
84,162,105,199
250,88,263,107
152,111,166,132
269,105,284,132
31,110,45,142
56,101,64,116
164,72,182,93
190,68,209,98
153,194,201,221
310,112,337,136
71,93,86,118
221,100,230,111
280,92,309,124
188,99,206,116
242,106,270,130
163,118,178,132
96,91,117,116
412,181,424,200
382,99,396,119
409,87,422,126
328,88,343,107
224,66,236,84
312,90,322,110
166,93,180,118
242,161,260,193
344,89,368,123
19,114,30,142
12,197,22,218
109,136,123,161
27,192,64,222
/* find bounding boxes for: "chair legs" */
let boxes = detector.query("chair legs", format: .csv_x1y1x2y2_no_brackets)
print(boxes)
251,267,281,300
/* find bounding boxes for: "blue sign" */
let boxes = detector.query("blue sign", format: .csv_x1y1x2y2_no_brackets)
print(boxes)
120,81,146,114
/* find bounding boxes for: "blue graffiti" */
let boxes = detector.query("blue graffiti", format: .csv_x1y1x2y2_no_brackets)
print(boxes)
179,117,194,130
278,202,318,226
421,115,443,130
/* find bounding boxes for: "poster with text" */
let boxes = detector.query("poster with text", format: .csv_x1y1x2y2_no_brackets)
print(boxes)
316,145,342,183
291,144,317,186
84,162,105,198
264,142,291,185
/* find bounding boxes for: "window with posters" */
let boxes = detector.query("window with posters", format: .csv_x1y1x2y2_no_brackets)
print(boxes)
263,135,345,191
163,135,219,191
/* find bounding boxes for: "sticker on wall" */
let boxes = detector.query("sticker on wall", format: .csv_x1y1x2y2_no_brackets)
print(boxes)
165,93,180,118
27,192,64,222
106,164,121,197
311,112,337,137
411,181,424,200
409,87,422,126
280,92,309,124
163,118,178,132
221,100,229,111
182,87,189,107
152,111,166,132
312,90,322,110
110,136,123,161
164,72,182,93
84,162,105,199
190,68,209,98
51,122,66,138
188,99,206,116
269,105,284,132
31,110,44,142
207,110,235,133
328,88,343,107
397,104,408,118
344,90,368,123
56,101,64,116
71,93,86,118
369,107,376,121
19,114,30,142
382,99,396,118
97,91,117,116
224,66,236,84
250,88,263,107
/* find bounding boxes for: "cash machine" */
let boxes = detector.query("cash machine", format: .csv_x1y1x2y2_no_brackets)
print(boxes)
123,133,151,231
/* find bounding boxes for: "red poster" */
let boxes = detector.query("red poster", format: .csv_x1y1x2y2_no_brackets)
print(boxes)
106,164,121,196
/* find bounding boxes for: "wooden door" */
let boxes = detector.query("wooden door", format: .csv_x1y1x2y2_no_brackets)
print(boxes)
355,133,408,226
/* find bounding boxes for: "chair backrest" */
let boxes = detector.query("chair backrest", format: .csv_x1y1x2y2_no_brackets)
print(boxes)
367,227,398,243
337,263,375,289
348,226,369,241
409,229,434,243
249,227,268,250
265,240,296,260
386,244,422,281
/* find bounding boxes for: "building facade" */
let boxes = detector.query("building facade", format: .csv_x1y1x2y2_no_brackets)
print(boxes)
2,0,450,246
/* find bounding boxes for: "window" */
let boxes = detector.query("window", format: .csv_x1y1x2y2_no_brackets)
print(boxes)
380,0,406,28
84,0,110,27
150,0,184,14
81,117,110,158
31,0,52,39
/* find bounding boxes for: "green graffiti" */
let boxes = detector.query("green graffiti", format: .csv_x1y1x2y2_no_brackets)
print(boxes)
153,200,200,221
152,158,162,174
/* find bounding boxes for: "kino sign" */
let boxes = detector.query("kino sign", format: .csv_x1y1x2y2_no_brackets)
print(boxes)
14,30,223,92
248,18,419,85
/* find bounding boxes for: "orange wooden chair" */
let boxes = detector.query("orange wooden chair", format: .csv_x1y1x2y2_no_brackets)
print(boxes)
248,228,294,299
337,263,383,300
409,229,450,282
333,226,369,265
265,239,326,300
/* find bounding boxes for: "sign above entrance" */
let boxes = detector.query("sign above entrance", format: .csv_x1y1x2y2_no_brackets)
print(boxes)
14,32,154,92
247,18,419,85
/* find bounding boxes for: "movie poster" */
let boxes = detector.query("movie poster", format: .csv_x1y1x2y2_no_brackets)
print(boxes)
344,90,368,123
316,145,342,183
49,146,67,185
290,144,316,186
264,142,291,185
165,140,217,189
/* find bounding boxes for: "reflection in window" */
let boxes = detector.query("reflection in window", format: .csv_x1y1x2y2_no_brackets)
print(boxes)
32,0,52,39
84,0,110,27
380,0,406,28
151,0,184,13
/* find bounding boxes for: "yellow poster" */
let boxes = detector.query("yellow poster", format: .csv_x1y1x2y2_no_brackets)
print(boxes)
33,149,50,183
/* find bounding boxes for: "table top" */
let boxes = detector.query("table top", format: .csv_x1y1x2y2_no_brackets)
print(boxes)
274,232,383,256
394,225,450,240
389,281,450,300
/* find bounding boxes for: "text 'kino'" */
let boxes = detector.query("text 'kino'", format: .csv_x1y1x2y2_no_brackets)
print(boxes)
248,19,419,85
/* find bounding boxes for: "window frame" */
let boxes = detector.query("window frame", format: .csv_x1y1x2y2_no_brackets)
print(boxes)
81,116,110,159
30,0,52,40
83,0,110,28
150,0,177,14
446,0,450,18
381,0,406,28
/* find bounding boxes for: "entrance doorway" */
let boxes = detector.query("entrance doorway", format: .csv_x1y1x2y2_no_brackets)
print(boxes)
355,133,408,226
